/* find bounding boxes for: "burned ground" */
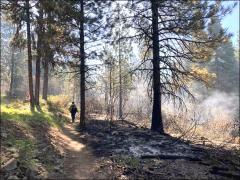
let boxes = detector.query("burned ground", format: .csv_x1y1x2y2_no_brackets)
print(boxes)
77,115,240,179
1,112,239,179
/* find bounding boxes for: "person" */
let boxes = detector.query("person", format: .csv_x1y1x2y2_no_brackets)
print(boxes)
69,102,78,123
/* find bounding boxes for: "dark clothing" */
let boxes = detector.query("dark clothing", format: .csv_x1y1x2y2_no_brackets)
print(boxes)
71,112,76,122
69,104,78,122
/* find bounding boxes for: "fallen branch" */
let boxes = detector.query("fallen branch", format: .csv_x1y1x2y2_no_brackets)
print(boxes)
141,154,201,161
114,119,138,128
209,167,240,179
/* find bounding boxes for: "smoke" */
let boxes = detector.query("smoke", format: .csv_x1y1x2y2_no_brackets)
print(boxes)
124,77,239,140
125,79,152,121
163,90,239,140
197,91,239,124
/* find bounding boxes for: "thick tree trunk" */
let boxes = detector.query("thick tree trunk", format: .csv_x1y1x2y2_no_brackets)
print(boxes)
35,5,43,108
79,0,85,129
9,48,15,97
42,12,53,101
26,0,35,111
151,0,164,133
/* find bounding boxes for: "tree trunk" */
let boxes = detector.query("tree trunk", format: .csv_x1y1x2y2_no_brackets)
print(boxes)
35,52,40,106
150,0,164,133
119,49,123,120
35,5,43,108
42,55,49,100
26,0,35,111
79,0,86,129
104,80,109,114
9,48,15,97
118,6,123,120
109,63,113,130
42,12,53,101
73,76,76,102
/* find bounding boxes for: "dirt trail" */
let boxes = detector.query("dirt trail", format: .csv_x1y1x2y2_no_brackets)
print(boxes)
50,123,105,179
48,116,240,179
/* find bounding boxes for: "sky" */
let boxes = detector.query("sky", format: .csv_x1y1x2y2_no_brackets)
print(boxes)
222,1,239,47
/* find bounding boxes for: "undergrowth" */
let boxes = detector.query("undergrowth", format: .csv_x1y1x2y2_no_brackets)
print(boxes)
7,136,37,168
1,95,70,168
1,96,68,128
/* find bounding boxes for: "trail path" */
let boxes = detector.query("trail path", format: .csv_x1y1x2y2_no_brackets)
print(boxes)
48,116,240,179
50,123,106,180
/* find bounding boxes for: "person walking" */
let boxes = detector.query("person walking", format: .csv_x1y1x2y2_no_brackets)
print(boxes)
69,102,78,123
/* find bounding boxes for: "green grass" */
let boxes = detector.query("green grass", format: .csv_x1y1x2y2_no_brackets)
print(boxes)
1,95,69,168
7,136,37,168
1,97,68,128
115,155,141,169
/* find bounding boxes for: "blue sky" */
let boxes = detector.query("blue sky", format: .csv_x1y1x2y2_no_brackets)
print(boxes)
222,1,239,47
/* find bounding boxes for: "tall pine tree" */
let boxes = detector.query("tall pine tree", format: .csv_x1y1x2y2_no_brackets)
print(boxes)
208,17,239,93
124,0,234,133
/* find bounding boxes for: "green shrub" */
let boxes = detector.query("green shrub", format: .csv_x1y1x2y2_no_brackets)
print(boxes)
8,137,37,168
115,155,140,169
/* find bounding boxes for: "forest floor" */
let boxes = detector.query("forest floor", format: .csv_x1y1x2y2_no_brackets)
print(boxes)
48,123,109,179
51,114,240,179
1,98,240,179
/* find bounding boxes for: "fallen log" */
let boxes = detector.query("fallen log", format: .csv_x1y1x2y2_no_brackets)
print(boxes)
209,169,240,179
1,158,18,171
115,120,138,128
140,154,201,161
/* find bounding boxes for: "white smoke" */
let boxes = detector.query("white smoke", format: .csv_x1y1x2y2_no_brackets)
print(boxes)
197,91,239,124
163,90,239,140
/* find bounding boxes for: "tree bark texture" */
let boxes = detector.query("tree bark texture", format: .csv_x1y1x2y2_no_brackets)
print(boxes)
79,0,86,129
150,0,164,133
26,0,35,110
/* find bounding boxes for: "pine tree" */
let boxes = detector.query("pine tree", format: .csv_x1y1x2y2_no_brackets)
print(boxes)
124,0,234,133
49,0,112,129
2,0,43,109
35,2,44,108
102,46,119,128
208,17,239,93
111,2,133,120
24,0,35,110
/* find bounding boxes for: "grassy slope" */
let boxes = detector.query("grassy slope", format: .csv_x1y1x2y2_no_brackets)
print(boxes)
1,95,70,170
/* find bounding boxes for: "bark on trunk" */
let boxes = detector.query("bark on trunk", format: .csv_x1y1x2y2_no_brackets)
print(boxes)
151,0,164,133
105,80,109,114
26,0,35,111
118,6,123,120
42,12,53,101
35,5,43,108
9,48,15,97
109,64,113,128
79,0,86,129
42,55,49,100
119,53,123,120
35,45,41,106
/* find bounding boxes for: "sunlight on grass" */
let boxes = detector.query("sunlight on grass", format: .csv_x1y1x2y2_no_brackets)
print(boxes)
1,95,70,171
1,96,69,128
7,136,37,168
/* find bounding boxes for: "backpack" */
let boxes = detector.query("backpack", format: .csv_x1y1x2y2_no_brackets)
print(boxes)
69,105,77,113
